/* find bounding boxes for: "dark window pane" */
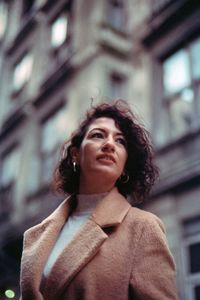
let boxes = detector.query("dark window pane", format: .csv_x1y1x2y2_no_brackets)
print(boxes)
110,74,126,99
195,285,200,300
189,242,200,273
22,0,35,16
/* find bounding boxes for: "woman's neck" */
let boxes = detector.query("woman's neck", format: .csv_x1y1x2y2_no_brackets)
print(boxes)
79,184,114,195
79,175,115,194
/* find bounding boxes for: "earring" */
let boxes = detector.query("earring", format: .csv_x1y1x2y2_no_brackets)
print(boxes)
120,173,129,183
73,161,77,173
62,145,67,159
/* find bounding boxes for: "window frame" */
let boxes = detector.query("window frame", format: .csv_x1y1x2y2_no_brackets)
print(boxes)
109,72,127,100
0,145,20,222
0,1,8,40
182,222,200,300
159,37,200,144
12,51,33,95
39,104,68,185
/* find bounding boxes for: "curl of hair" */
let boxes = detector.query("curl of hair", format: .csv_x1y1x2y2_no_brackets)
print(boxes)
52,100,159,204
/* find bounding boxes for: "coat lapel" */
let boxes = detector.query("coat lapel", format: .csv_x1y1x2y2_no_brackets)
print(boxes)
20,195,73,300
21,188,131,300
43,218,108,300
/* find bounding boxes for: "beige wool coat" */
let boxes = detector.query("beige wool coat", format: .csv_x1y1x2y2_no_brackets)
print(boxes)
20,188,178,300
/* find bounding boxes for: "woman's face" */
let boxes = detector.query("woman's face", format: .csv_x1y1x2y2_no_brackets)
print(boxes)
73,117,128,192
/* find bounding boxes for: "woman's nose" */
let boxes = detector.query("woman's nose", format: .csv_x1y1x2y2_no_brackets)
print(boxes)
102,138,115,152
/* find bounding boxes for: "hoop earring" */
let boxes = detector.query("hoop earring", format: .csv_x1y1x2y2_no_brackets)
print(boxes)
120,173,129,183
73,161,77,173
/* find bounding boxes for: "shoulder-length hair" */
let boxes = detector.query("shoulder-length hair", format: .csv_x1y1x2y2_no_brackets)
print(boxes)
53,100,159,204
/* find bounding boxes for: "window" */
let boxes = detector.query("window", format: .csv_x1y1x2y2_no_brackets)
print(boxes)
107,0,127,31
110,73,126,99
48,8,71,73
191,40,200,80
0,148,20,221
0,148,21,188
0,1,8,39
51,13,68,49
26,156,40,195
162,37,200,141
163,50,191,96
195,286,200,300
13,52,33,92
182,217,200,300
41,108,68,184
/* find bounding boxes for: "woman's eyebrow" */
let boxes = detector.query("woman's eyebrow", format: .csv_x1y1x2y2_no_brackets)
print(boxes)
89,127,124,136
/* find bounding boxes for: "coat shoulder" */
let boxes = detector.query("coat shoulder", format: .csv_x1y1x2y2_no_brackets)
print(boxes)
126,206,165,233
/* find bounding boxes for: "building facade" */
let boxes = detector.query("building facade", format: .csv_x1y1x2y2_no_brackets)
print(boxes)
0,0,199,299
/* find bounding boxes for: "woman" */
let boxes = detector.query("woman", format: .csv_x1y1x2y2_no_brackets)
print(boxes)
20,100,178,299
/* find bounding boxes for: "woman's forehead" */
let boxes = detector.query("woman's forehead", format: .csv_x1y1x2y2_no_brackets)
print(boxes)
87,117,123,134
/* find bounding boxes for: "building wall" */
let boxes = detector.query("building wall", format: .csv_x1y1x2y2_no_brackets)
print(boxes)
0,0,200,299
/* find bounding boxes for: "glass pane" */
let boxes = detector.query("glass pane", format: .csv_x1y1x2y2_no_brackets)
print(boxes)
110,74,126,99
189,242,200,273
42,155,54,183
184,216,200,237
51,14,68,48
42,151,58,183
42,109,68,152
195,286,200,300
169,88,194,138
1,149,20,186
108,0,126,30
191,38,200,80
0,2,8,39
26,158,40,193
163,50,191,96
42,119,56,151
13,53,33,91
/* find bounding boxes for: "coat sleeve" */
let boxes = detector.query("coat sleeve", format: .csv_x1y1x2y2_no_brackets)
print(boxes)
129,214,178,300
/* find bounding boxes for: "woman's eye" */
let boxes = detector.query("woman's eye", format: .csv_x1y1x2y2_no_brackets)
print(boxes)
116,138,126,146
91,132,104,138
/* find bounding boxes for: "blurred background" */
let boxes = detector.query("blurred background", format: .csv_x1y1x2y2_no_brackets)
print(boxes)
0,0,200,299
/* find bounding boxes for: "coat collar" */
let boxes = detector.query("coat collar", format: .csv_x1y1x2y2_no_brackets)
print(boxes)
20,188,131,300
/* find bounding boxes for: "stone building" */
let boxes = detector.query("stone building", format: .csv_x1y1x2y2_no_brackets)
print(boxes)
0,0,199,299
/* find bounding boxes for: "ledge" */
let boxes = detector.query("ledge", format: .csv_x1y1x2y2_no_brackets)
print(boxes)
0,105,26,141
33,44,100,108
140,0,200,47
6,13,37,56
99,24,132,59
155,124,200,155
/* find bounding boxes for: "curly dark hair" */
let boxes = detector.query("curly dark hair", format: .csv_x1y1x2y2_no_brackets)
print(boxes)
53,100,159,204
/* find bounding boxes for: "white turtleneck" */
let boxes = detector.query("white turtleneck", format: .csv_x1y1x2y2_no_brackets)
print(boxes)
43,192,108,278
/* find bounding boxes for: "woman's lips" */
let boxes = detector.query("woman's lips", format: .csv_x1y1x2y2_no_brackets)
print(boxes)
97,154,116,164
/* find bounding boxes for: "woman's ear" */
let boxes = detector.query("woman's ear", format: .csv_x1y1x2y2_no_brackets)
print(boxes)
70,146,80,163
